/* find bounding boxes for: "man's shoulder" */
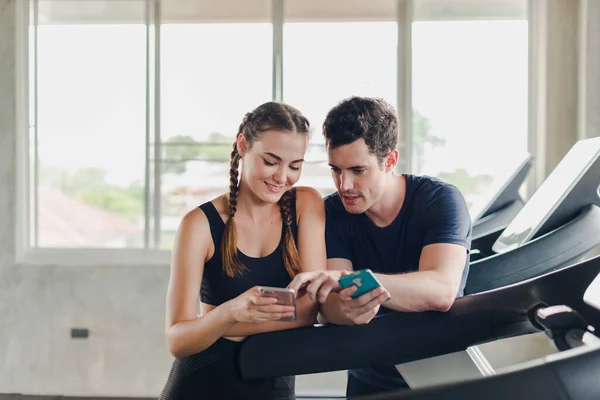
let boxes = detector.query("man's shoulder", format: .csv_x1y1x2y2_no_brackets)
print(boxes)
324,192,345,214
407,174,462,204
408,173,454,191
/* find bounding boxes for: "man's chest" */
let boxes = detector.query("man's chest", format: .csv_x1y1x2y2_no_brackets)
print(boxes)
348,227,423,274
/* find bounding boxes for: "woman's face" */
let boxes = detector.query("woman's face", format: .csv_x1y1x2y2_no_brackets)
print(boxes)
238,130,307,203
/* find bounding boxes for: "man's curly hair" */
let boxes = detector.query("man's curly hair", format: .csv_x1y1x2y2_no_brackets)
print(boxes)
322,96,398,164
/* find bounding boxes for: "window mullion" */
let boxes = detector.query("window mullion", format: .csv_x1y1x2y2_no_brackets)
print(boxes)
32,0,40,247
272,0,284,102
153,0,162,249
144,0,152,249
397,0,413,174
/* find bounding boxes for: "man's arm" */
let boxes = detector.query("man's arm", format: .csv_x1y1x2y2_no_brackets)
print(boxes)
320,184,470,322
319,243,467,323
318,258,353,325
319,258,390,325
376,243,468,312
378,184,471,312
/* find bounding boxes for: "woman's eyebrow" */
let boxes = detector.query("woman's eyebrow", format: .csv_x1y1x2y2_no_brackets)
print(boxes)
264,152,304,163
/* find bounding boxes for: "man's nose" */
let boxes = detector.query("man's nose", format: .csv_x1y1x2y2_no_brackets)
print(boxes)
339,172,353,191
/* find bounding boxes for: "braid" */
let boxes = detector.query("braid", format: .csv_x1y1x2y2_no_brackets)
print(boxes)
228,142,240,217
279,188,302,278
221,141,247,277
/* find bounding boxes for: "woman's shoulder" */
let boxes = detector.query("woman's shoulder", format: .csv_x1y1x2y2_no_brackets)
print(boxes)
294,186,325,218
178,207,210,239
199,194,229,222
179,195,228,238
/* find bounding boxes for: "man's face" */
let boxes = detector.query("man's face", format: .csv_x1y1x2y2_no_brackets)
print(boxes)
328,139,390,214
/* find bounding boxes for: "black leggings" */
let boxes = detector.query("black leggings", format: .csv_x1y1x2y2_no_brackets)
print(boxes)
160,338,295,400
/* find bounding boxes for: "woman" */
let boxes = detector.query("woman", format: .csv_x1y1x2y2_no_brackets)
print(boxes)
160,102,326,400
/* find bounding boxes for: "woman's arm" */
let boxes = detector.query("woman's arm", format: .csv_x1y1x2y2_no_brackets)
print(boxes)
165,209,294,357
222,187,327,336
213,294,318,337
165,209,237,358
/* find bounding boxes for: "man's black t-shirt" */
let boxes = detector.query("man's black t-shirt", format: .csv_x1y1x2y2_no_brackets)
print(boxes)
324,174,472,390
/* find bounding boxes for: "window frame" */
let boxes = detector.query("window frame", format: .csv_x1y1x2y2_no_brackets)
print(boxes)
15,0,528,266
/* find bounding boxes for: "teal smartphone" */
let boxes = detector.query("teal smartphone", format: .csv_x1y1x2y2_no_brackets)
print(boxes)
338,269,386,299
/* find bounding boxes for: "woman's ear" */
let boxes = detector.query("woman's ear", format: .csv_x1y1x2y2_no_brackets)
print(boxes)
237,134,248,157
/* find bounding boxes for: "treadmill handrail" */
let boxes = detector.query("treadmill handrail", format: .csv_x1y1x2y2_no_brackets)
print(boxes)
238,256,600,379
466,204,600,295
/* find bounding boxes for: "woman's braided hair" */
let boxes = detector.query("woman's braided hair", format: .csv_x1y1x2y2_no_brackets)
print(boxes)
222,102,310,278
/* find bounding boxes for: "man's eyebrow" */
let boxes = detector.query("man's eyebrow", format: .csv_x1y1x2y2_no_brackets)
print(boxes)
264,152,304,163
328,163,366,169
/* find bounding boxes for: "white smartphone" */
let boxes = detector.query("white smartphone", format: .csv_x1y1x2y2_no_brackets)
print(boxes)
257,286,296,322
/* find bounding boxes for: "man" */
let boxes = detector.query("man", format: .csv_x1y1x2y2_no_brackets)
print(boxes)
289,96,472,397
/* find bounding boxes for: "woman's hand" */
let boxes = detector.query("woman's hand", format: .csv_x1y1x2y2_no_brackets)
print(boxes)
287,270,348,303
225,286,296,323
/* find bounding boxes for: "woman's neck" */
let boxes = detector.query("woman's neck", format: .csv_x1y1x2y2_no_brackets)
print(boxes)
232,180,279,223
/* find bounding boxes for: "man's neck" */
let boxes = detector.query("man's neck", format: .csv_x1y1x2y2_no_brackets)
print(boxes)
364,174,406,228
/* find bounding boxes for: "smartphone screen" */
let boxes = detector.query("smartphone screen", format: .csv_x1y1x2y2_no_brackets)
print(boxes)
257,286,297,322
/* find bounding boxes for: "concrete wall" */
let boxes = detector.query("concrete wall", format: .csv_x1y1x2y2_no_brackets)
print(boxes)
0,2,174,395
0,0,598,397
529,0,600,190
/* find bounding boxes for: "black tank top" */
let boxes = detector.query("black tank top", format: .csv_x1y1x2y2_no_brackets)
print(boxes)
199,193,299,306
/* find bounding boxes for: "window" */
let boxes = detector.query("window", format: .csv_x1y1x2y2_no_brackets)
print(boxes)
283,0,397,197
159,7,272,250
30,0,148,249
27,0,273,252
19,0,529,263
412,5,529,212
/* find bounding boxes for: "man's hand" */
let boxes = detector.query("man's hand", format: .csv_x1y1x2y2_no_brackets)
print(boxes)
338,286,390,325
288,270,346,303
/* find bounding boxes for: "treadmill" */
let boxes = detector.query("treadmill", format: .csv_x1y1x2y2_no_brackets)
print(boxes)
362,274,600,400
393,136,600,390
470,153,534,260
238,256,600,380
237,137,600,386
465,136,600,294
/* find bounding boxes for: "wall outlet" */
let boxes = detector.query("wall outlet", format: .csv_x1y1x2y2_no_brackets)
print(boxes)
71,328,89,339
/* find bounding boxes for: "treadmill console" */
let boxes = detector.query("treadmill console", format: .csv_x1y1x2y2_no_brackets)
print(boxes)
469,152,532,221
493,137,600,253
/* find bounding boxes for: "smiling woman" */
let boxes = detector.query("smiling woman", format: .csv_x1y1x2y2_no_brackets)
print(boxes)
161,101,328,399
221,102,310,278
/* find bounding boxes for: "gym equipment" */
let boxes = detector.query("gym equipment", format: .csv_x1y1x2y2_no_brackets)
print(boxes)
238,255,600,379
470,152,533,259
466,136,600,294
